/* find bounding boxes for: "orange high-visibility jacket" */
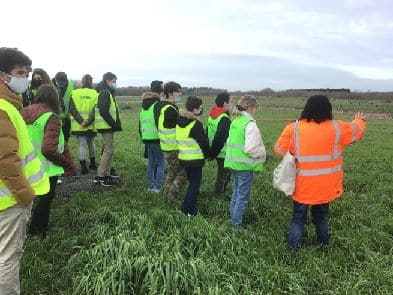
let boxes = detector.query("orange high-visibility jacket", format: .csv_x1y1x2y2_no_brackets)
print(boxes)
274,118,366,205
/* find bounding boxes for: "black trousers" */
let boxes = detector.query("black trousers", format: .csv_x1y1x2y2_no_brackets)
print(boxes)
62,117,71,142
29,176,58,236
215,158,231,194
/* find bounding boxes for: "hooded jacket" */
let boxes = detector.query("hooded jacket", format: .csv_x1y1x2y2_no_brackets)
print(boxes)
177,109,210,167
0,82,36,206
207,106,231,159
21,104,76,177
154,100,179,129
139,92,160,144
95,81,122,133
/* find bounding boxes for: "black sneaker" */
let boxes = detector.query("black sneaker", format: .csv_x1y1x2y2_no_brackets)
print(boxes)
89,163,97,170
89,157,97,170
110,168,120,178
101,176,117,187
94,176,104,184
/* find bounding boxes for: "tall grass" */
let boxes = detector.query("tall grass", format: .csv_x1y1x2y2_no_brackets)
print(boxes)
20,105,393,294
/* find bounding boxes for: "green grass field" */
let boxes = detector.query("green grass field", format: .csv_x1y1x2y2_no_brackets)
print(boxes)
116,96,393,116
20,97,393,294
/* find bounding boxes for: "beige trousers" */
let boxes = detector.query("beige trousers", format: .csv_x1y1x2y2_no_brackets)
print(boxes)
97,132,114,177
0,204,32,295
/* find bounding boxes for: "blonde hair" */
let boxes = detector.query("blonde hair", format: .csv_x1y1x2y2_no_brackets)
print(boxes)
232,95,257,117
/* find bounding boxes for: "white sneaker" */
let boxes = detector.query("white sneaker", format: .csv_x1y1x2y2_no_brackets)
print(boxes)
151,188,161,193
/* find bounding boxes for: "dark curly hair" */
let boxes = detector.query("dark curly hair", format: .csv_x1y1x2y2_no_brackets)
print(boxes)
150,80,163,94
0,47,32,74
215,92,230,107
300,95,333,123
163,81,181,98
102,72,117,82
32,68,52,84
185,96,202,112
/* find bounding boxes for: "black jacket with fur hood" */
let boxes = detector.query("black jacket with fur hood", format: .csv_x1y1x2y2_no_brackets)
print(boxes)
177,109,210,167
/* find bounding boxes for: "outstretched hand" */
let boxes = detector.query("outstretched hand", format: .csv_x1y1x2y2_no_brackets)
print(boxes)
355,112,367,121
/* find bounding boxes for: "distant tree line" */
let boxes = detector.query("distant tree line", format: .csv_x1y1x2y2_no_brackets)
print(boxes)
73,81,392,101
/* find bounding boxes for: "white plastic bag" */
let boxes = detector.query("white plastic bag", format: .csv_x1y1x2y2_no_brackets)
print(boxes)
273,151,296,196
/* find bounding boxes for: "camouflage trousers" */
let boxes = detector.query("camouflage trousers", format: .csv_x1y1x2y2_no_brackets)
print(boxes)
164,151,187,199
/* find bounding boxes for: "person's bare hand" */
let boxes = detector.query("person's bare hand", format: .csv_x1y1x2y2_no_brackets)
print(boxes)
355,112,367,121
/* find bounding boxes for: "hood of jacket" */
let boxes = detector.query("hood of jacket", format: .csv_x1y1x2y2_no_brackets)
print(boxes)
0,81,23,110
95,81,114,95
178,109,199,128
21,103,54,124
142,92,160,110
209,106,228,119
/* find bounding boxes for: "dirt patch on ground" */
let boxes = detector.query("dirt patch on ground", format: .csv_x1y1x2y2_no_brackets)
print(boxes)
56,169,122,199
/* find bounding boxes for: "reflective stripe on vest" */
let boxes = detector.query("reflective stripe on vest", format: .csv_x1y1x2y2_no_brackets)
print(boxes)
27,112,65,177
225,155,261,164
294,120,343,176
139,103,159,140
0,98,49,210
207,113,230,158
158,104,178,151
297,165,343,176
71,88,98,132
176,120,204,161
0,167,46,197
294,120,342,163
60,81,74,118
224,115,263,171
94,90,118,130
350,122,357,143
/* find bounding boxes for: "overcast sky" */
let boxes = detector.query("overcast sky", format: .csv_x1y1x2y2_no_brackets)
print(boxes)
3,0,393,91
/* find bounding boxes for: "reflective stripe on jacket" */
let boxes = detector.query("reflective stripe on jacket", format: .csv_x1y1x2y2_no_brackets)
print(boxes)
274,118,366,204
207,113,230,158
158,104,178,151
70,88,98,132
0,98,49,211
176,120,204,161
140,103,159,140
27,112,65,177
224,114,263,171
95,90,118,130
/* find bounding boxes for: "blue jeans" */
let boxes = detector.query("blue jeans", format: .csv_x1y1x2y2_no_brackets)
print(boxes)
146,143,164,190
181,166,202,216
288,201,329,250
230,171,253,227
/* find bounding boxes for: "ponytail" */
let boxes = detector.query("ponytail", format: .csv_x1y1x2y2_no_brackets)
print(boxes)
232,95,257,117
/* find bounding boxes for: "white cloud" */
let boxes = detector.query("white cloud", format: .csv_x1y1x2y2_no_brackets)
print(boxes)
2,0,393,89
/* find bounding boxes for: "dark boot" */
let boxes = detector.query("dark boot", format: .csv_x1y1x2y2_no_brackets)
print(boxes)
80,160,89,174
89,157,97,170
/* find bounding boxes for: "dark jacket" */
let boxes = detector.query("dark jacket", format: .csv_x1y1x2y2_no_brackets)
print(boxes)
139,92,160,144
69,94,96,137
177,109,210,167
95,81,122,133
52,78,68,113
208,107,231,158
21,103,76,177
154,100,179,129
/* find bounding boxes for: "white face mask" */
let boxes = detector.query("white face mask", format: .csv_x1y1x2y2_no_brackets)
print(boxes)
6,76,29,94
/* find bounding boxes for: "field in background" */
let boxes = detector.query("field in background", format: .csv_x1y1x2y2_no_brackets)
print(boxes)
20,98,393,294
116,96,393,117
